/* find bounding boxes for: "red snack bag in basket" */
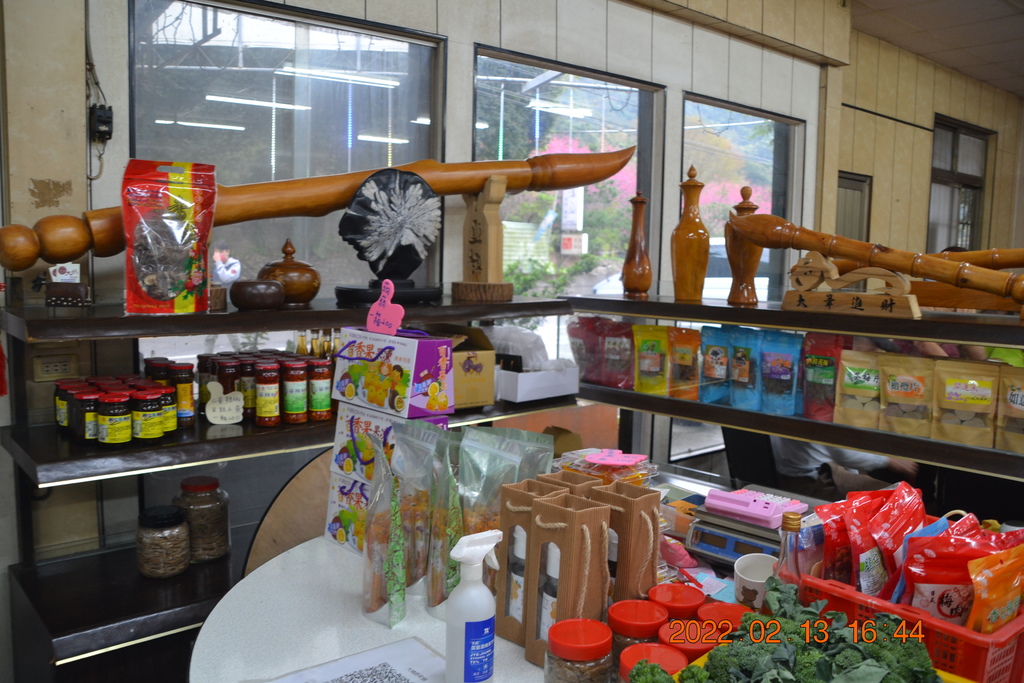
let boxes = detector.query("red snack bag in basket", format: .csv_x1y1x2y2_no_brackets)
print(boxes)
844,494,889,596
801,333,846,422
868,481,926,578
816,490,891,585
599,319,635,389
122,159,217,315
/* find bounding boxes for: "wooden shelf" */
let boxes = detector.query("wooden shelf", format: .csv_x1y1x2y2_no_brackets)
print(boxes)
3,396,580,488
1,295,572,343
565,294,1024,349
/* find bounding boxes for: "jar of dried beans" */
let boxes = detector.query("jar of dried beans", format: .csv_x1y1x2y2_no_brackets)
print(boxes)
173,476,230,562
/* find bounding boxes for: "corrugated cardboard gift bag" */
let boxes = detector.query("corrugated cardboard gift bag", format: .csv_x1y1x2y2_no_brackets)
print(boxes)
537,469,601,497
592,481,661,602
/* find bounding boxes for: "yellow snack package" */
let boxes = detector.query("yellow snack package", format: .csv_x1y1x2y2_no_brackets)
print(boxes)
966,544,1024,634
633,325,670,395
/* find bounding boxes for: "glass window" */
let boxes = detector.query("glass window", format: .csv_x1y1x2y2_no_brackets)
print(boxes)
132,0,438,295
928,119,990,252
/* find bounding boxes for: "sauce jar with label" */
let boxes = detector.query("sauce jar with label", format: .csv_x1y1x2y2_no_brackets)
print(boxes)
255,361,281,427
281,360,308,424
545,618,613,683
131,390,164,442
98,394,132,446
55,380,89,429
216,358,241,395
136,505,190,578
148,360,172,386
142,357,169,382
307,358,333,421
155,385,178,433
172,476,230,562
608,599,669,669
169,363,195,428
237,357,257,421
70,391,102,443
196,353,215,414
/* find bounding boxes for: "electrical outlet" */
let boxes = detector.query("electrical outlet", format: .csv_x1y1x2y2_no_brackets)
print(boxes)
33,354,80,381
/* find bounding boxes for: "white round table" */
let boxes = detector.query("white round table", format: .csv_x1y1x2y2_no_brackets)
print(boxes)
189,536,541,682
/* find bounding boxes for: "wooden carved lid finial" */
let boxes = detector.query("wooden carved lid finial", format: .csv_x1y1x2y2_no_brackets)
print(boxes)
733,186,759,216
681,165,703,189
630,191,647,206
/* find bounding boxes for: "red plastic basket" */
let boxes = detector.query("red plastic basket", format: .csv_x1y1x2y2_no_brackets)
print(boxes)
800,575,1024,683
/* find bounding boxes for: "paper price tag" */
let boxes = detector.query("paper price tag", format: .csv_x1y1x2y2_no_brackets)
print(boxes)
205,381,244,424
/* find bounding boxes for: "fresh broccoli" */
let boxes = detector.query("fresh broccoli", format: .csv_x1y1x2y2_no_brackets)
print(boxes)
856,616,941,683
676,665,710,683
629,659,674,683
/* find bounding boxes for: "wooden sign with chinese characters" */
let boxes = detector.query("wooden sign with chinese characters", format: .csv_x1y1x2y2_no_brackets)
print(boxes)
451,175,514,303
782,251,921,319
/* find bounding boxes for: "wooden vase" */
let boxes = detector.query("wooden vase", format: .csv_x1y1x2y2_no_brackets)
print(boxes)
622,192,652,300
726,186,762,306
671,166,709,302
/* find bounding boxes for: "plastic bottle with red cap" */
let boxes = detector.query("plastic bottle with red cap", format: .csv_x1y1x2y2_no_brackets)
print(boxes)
545,618,613,683
607,599,669,668
618,642,689,682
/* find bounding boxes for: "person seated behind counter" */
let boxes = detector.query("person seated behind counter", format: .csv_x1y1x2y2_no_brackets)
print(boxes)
770,436,919,501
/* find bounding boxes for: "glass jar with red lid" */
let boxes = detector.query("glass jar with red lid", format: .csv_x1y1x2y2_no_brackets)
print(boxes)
618,642,688,682
307,358,332,421
216,359,241,395
155,385,178,433
608,599,670,668
169,363,195,428
70,391,103,443
236,356,257,421
97,394,132,446
131,390,164,442
54,380,90,428
281,360,308,424
255,361,281,427
172,475,230,561
196,353,216,414
545,618,614,683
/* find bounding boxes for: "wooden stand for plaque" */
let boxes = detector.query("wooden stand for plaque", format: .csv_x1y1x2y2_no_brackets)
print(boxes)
451,175,514,303
782,251,921,319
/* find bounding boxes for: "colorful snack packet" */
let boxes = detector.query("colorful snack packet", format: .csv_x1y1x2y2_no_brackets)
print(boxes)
867,481,925,579
392,420,443,587
878,355,935,438
598,319,635,389
802,333,846,422
362,447,406,627
427,428,464,608
844,494,888,596
667,327,701,401
966,545,1024,634
729,326,764,411
633,325,670,395
833,350,882,429
566,315,602,384
760,329,803,415
699,325,731,405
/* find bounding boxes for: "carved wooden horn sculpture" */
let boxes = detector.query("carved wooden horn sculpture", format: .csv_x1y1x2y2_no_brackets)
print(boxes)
0,147,635,271
726,211,1024,305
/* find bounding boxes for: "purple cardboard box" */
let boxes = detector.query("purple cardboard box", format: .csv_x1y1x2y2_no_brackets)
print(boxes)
332,326,455,419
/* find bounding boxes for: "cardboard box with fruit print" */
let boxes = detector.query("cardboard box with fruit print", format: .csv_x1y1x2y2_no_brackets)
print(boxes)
332,403,448,483
324,469,371,553
332,327,455,419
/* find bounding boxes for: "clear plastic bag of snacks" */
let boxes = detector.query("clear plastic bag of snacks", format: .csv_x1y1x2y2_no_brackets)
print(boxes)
552,449,659,487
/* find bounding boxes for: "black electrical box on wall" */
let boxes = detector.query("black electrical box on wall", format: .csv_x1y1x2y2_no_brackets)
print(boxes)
89,104,113,142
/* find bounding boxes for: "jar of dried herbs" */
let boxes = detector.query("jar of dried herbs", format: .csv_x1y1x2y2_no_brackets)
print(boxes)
136,505,190,578
545,618,613,683
173,475,230,562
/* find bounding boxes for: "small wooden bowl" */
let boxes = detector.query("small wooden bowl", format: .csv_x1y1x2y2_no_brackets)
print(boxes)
229,279,286,311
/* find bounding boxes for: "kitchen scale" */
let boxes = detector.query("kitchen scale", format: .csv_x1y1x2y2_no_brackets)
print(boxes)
684,506,781,564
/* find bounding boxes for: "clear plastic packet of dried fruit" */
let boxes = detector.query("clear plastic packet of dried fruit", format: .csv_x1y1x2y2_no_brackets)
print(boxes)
121,159,216,314
362,450,406,627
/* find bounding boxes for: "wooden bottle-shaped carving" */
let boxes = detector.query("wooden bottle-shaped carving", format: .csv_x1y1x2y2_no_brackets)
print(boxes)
622,192,652,300
726,186,762,306
671,166,709,302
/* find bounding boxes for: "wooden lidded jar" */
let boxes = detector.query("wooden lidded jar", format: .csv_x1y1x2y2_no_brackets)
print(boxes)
670,166,709,302
256,239,321,309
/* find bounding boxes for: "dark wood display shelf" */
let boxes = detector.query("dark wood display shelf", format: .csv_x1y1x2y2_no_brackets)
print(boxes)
1,295,572,342
3,396,580,487
10,545,240,668
578,383,1024,481
565,294,1024,348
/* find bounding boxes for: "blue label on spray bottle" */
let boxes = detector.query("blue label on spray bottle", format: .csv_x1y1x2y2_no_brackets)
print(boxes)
463,616,495,682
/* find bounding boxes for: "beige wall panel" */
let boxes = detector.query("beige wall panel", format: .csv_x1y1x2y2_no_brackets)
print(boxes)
761,50,794,114
991,92,1008,151
870,118,895,247
729,38,763,108
976,85,995,131
889,124,914,250
727,0,762,32
608,0,654,82
302,0,365,18
946,70,966,121
652,12,694,89
895,49,918,124
839,104,855,171
842,36,858,104
932,66,951,117
439,0,499,46
823,0,850,63
852,110,876,174
994,151,1015,246
913,57,935,128
875,41,899,119
557,0,609,70
762,0,795,45
793,0,824,57
501,0,558,60
963,78,981,126
692,25,731,99
1003,98,1022,154
908,128,934,251
689,0,729,21
854,33,879,112
366,0,436,33
791,59,821,122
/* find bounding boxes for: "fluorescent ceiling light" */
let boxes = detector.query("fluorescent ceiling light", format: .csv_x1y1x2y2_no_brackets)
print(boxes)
527,99,592,118
475,121,489,129
206,95,310,110
411,116,431,125
357,134,409,144
155,119,246,131
276,66,399,88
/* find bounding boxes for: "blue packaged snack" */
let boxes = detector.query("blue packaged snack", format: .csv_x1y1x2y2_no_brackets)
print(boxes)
699,325,732,405
760,330,804,415
729,327,764,410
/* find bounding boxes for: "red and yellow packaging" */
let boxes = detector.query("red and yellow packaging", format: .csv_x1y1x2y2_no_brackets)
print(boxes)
121,159,217,315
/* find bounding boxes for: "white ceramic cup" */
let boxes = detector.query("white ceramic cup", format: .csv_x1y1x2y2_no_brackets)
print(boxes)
734,553,778,610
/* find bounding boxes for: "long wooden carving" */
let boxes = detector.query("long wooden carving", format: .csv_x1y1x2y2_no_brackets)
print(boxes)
0,147,635,271
727,212,1024,305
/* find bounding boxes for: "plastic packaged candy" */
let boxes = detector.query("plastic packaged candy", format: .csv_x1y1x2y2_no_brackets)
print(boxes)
552,449,658,487
362,448,406,627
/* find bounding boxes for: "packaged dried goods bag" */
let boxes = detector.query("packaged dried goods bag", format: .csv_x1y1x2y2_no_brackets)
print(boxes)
633,325,670,395
802,333,846,422
966,544,1024,634
995,365,1024,454
867,481,925,579
878,355,935,438
121,159,216,314
667,327,701,400
362,448,406,627
833,350,882,429
566,316,602,384
598,319,635,389
426,428,463,609
759,329,803,415
699,325,731,405
729,326,764,411
392,420,442,587
886,515,950,603
844,493,888,596
932,359,998,447
484,427,554,481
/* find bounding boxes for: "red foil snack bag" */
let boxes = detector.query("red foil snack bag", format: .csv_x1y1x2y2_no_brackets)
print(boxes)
868,481,925,579
122,159,217,314
802,333,846,422
844,494,888,596
599,319,635,389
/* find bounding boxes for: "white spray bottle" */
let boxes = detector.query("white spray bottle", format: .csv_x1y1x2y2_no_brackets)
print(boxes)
445,529,503,683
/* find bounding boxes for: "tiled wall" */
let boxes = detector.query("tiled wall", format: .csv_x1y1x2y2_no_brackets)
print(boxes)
822,30,1024,251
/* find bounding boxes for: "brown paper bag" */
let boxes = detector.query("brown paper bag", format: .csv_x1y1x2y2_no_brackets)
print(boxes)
996,365,1024,454
523,491,611,666
494,479,563,645
536,469,601,497
932,359,997,447
833,350,882,429
591,481,661,602
878,355,934,438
